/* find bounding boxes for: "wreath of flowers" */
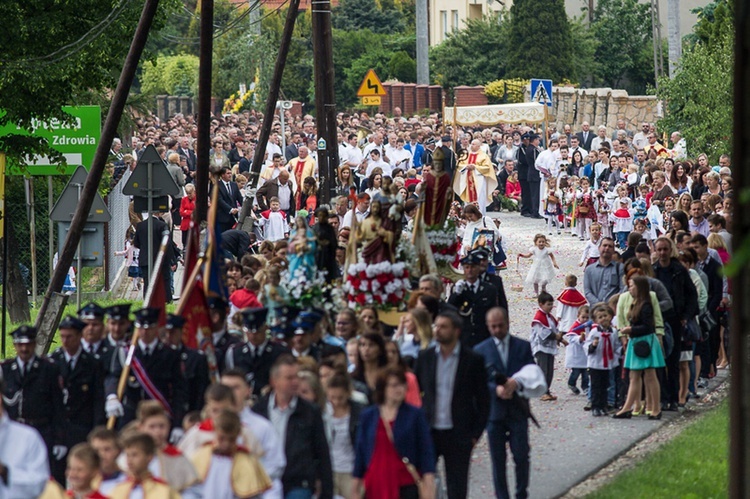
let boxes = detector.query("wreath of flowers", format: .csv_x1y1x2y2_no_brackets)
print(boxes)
343,261,410,310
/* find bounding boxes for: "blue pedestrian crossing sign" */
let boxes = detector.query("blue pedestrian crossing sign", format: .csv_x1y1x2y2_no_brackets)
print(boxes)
530,79,553,107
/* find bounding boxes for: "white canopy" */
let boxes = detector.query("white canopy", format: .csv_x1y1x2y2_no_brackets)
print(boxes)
444,102,547,126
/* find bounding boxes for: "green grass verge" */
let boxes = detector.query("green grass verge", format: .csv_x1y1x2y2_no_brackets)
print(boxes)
588,400,729,499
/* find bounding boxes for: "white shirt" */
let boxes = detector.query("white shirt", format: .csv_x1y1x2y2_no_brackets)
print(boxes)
366,159,392,178
342,208,369,229
260,211,289,242
346,144,364,166
0,413,50,499
277,182,292,211
63,348,82,370
389,147,412,169
240,407,286,499
138,338,159,356
265,142,283,166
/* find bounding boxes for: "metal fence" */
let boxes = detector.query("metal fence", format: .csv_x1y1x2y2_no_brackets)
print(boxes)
106,170,134,294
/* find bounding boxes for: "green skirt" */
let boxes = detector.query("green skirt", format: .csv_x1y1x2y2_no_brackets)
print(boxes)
624,333,666,370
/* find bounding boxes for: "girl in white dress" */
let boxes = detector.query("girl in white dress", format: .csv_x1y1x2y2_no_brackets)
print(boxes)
517,233,560,294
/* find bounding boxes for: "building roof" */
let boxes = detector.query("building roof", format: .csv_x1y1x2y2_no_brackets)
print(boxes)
229,0,339,9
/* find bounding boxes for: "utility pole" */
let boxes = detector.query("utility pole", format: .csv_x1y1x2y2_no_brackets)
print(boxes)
730,0,750,493
666,0,681,77
650,0,664,87
34,0,161,350
416,0,429,84
311,0,339,205
249,0,302,188
249,0,261,36
195,0,214,223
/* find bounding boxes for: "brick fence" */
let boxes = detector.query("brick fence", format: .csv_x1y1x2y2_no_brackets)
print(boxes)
378,83,444,115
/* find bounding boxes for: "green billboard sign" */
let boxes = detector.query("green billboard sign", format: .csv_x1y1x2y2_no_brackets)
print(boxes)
0,105,101,175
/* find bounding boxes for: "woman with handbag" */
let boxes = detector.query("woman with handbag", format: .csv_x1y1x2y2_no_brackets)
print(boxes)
351,366,436,499
614,275,666,420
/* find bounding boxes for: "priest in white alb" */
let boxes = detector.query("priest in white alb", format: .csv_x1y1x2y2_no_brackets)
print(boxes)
453,139,498,215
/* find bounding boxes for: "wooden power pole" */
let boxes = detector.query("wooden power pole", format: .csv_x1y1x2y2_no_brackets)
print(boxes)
311,0,339,205
730,0,750,494
194,0,214,223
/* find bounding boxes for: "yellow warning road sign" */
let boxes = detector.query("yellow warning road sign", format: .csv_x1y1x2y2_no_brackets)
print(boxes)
360,96,381,106
357,69,387,97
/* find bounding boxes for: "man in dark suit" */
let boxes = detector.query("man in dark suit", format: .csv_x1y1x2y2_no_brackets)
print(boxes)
256,169,295,218
133,213,174,299
285,132,303,161
576,121,595,151
104,308,187,428
209,297,241,374
253,354,333,498
439,135,457,177
214,166,244,234
474,307,547,499
448,252,499,348
516,132,538,217
0,325,66,483
177,137,196,173
226,308,291,396
49,315,105,481
415,311,489,499
78,302,116,373
163,314,211,413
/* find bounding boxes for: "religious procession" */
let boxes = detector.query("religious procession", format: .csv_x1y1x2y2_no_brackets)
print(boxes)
0,103,734,499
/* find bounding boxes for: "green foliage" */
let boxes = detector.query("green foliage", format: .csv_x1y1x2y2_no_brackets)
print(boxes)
0,0,181,164
589,0,654,90
333,0,405,34
388,51,417,83
568,16,600,87
656,22,732,163
430,14,508,90
505,0,573,82
213,28,275,106
141,54,200,96
689,0,734,46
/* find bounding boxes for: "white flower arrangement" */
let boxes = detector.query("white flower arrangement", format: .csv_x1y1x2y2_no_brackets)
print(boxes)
343,260,411,310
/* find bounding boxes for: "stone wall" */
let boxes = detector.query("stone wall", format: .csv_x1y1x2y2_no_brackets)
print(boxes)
522,86,661,136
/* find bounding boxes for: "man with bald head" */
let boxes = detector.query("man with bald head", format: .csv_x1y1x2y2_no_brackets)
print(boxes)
453,139,497,215
256,168,296,218
287,145,315,210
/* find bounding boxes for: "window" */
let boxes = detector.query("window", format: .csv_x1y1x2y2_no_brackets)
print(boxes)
452,10,459,30
441,10,448,40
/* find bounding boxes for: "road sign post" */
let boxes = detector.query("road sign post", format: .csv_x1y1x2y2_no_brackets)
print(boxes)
530,79,554,107
357,69,387,107
50,165,112,309
122,145,179,289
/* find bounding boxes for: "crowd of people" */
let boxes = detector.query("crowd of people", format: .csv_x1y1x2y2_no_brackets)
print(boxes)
0,108,733,499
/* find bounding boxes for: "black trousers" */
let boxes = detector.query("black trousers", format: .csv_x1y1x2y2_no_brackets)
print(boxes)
432,428,474,499
528,181,541,217
520,179,532,215
589,368,610,410
660,318,682,405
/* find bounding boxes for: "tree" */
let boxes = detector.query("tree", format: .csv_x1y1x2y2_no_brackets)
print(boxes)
141,54,200,97
333,0,404,34
0,0,180,164
568,16,600,87
505,0,573,82
589,0,653,90
430,15,508,90
656,0,733,161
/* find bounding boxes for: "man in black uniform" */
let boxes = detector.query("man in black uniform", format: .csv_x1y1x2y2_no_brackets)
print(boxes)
226,307,291,397
104,307,187,428
516,132,537,217
473,248,510,320
104,304,133,350
162,313,210,413
0,325,66,482
208,296,240,374
448,252,499,348
49,315,105,481
79,302,114,371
